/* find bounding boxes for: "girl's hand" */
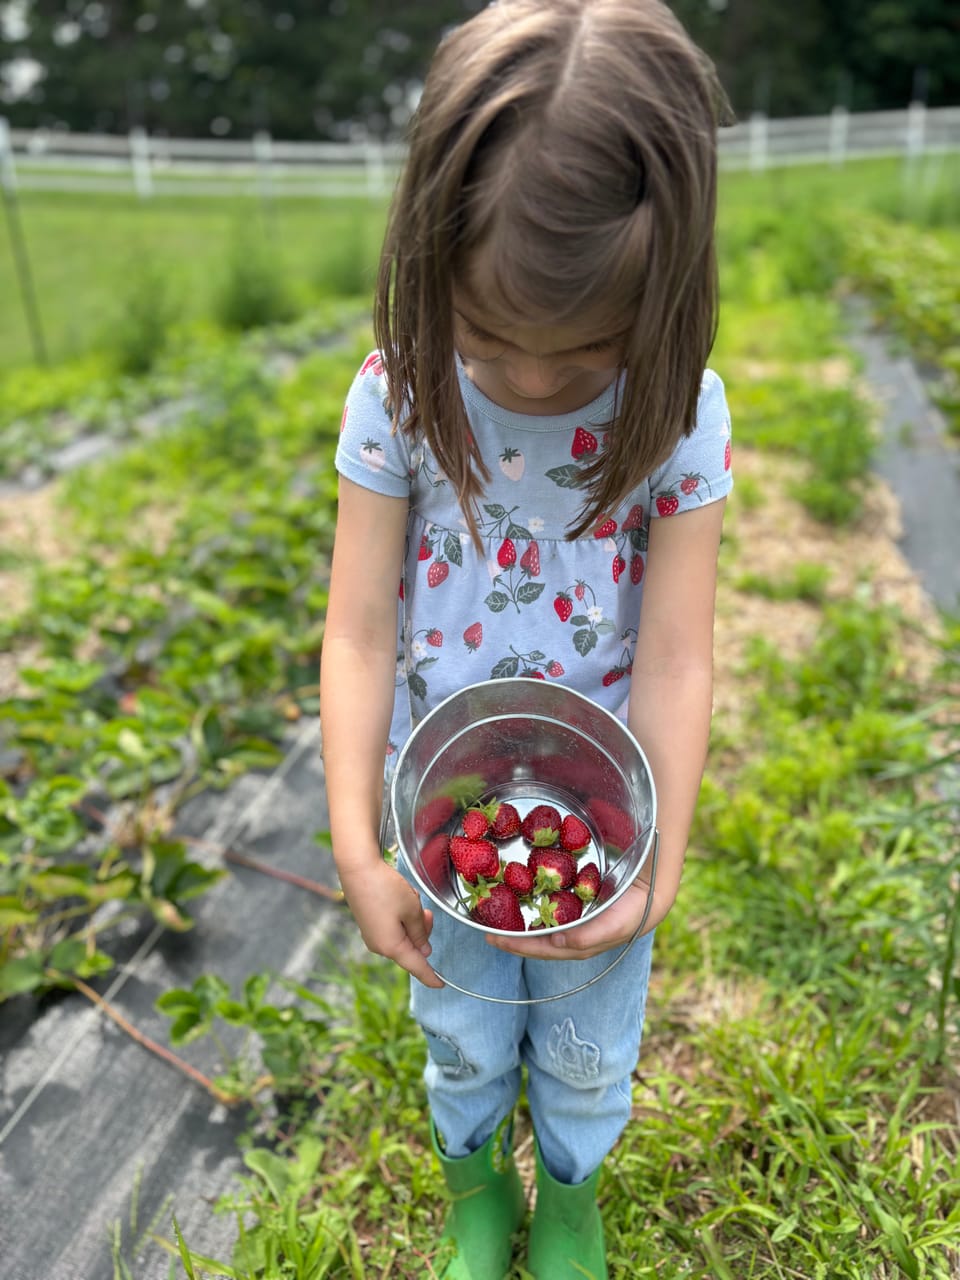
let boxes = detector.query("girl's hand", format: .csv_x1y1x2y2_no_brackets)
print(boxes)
338,859,444,988
485,874,670,963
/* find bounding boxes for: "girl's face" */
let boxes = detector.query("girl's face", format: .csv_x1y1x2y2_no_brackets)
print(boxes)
453,292,630,416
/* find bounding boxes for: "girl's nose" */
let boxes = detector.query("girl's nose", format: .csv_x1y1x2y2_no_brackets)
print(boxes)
506,356,565,397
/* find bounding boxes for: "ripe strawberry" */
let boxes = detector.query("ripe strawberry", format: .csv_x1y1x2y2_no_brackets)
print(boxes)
574,861,602,902
427,559,449,587
546,660,564,677
630,554,644,584
602,668,626,687
489,801,522,840
461,808,491,839
426,628,443,647
571,427,598,458
554,593,574,623
463,621,483,651
680,473,701,495
521,804,562,847
502,861,535,897
612,554,626,583
539,889,584,927
450,836,500,884
519,541,541,576
621,503,644,531
724,438,732,471
470,881,526,931
560,814,591,854
497,537,517,568
574,581,586,600
655,492,679,517
523,669,546,679
528,847,577,891
418,536,432,560
593,517,618,539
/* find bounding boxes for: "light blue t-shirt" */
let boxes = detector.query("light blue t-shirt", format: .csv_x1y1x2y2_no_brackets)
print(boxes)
335,351,733,765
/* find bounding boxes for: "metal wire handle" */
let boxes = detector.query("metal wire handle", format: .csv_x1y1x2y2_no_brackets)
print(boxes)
423,829,660,1005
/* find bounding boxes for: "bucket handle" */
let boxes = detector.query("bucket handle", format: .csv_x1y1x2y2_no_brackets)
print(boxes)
426,829,660,1005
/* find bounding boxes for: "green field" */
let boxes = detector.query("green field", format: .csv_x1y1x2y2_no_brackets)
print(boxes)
1,154,958,1277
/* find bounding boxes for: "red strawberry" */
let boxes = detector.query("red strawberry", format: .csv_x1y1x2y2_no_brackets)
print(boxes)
450,836,500,884
574,581,586,601
630,554,644,584
461,808,491,839
399,580,404,600
426,628,443,647
502,861,536,897
680,473,701,495
463,622,483,651
602,668,626,687
612,554,626,583
546,660,564,677
418,536,432,561
521,804,562,847
427,560,449,587
539,889,584,927
497,538,517,568
655,493,679,517
470,881,526,931
622,504,644,531
528,847,577,891
523,669,546,679
593,517,618,539
554,593,574,623
489,802,522,841
360,352,384,376
560,814,591,853
571,427,598,458
724,438,732,471
519,541,541,576
574,861,602,902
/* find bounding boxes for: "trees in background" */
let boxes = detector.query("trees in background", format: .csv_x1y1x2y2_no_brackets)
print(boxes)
1,0,958,138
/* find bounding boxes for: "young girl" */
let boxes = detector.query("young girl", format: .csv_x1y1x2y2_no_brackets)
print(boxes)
320,2,732,1276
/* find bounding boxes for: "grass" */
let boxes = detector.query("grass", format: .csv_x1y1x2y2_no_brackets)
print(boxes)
0,189,386,370
1,154,958,1276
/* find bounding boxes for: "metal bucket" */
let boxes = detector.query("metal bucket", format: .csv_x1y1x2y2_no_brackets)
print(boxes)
389,678,659,1003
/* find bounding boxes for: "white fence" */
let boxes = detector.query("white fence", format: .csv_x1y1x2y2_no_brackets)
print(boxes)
1,105,958,199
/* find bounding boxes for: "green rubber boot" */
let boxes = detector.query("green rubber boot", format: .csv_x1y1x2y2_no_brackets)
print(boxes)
432,1117,527,1280
527,1144,608,1280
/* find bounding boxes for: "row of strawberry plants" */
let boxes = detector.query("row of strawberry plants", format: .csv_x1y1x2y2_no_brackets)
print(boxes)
841,212,960,436
0,301,366,482
0,339,365,1000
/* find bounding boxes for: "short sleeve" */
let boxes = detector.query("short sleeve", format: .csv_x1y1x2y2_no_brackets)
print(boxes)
335,351,413,498
649,368,733,517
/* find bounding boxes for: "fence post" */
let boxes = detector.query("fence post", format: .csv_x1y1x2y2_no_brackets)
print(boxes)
364,137,386,198
0,116,17,191
129,127,153,197
905,100,926,159
829,105,849,166
748,112,768,172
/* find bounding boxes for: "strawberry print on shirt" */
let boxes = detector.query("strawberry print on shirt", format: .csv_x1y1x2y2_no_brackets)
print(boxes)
335,352,733,764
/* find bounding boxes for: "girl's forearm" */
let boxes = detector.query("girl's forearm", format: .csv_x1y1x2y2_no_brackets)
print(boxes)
319,635,397,873
627,663,714,911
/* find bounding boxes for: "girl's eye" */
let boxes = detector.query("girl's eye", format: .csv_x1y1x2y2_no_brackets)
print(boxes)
463,319,499,342
582,339,618,354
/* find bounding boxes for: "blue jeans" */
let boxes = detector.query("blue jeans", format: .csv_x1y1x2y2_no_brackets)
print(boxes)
402,859,655,1185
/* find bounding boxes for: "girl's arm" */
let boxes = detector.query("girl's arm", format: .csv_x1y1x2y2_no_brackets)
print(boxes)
489,497,726,960
320,476,443,987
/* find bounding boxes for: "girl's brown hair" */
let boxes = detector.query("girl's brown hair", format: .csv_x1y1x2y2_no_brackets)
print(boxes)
374,0,731,541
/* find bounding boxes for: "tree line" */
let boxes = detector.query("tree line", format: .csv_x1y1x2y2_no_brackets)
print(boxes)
1,0,957,140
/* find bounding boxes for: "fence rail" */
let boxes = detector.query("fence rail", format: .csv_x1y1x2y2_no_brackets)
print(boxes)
1,105,959,199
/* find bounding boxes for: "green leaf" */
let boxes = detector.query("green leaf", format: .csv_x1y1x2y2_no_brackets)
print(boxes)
573,629,597,656
484,591,510,613
545,464,584,489
443,532,463,566
408,672,427,701
0,952,45,999
516,582,545,606
491,657,520,678
0,897,37,927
